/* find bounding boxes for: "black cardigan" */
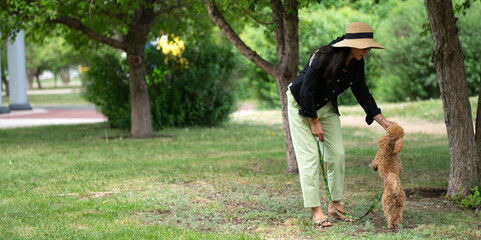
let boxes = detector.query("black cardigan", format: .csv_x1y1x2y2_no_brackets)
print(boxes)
289,52,381,125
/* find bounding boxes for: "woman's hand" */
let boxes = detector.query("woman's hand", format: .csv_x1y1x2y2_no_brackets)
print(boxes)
380,119,397,129
309,118,325,142
374,114,397,130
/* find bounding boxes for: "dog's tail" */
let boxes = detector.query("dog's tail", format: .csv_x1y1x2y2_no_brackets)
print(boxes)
386,173,401,196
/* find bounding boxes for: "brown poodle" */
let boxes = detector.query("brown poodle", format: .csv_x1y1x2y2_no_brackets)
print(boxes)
372,125,405,229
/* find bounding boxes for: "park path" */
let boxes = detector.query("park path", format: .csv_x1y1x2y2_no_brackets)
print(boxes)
232,106,447,135
0,88,447,134
0,107,106,129
0,88,106,129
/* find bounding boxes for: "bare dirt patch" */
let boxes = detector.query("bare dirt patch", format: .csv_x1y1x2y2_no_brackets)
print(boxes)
404,187,447,199
104,133,174,140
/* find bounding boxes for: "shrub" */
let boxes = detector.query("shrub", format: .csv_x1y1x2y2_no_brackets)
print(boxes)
82,52,131,129
82,39,239,129
458,2,481,96
370,0,438,102
448,186,481,209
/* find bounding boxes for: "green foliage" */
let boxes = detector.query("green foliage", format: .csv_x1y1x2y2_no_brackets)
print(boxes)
82,51,131,129
1,1,213,51
235,0,481,107
25,36,87,80
0,43,6,85
300,6,377,106
461,186,481,209
371,0,438,102
457,1,481,96
454,0,481,15
83,39,239,129
237,23,279,108
147,39,240,128
448,186,481,209
239,5,377,107
253,72,279,109
371,0,481,102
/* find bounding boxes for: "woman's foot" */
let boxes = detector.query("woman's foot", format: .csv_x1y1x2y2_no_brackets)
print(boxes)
312,217,332,228
312,206,333,227
328,202,357,222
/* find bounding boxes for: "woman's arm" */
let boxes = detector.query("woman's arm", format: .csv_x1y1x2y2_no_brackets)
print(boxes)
298,54,324,118
309,118,325,142
350,61,382,125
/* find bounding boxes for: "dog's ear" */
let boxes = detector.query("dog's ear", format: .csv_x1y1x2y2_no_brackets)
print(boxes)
378,135,389,149
393,138,403,153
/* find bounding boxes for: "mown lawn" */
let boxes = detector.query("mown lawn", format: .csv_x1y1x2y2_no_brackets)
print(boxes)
3,92,90,106
1,119,479,239
0,92,480,239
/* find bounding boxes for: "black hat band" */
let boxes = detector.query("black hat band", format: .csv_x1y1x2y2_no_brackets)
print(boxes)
345,32,373,39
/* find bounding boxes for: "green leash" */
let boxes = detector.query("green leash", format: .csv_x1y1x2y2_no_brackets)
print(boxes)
317,140,383,220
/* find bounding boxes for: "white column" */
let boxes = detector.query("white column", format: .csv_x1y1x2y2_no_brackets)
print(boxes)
0,37,10,114
7,30,31,110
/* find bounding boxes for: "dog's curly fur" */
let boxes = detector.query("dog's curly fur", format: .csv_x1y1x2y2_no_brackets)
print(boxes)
372,125,406,229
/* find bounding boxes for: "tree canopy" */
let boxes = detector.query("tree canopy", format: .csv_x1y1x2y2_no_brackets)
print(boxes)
0,0,210,138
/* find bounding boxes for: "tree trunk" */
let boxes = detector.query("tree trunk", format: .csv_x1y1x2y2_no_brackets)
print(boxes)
425,0,480,196
272,0,299,173
52,2,155,139
476,75,481,185
124,4,155,139
205,0,299,173
2,77,9,96
35,74,42,89
53,73,58,88
60,68,70,85
275,70,298,173
26,68,34,90
126,49,153,139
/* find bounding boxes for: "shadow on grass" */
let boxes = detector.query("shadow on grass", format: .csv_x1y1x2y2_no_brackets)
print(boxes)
404,187,447,199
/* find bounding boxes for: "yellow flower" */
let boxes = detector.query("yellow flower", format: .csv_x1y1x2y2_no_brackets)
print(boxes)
78,65,89,73
157,34,188,69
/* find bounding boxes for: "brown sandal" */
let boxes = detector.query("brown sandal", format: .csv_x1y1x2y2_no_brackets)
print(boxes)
329,214,357,223
312,217,332,228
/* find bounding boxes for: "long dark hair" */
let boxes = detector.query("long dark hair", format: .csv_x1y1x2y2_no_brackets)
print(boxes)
314,45,351,80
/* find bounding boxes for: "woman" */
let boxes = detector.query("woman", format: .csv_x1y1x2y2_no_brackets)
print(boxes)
287,22,396,227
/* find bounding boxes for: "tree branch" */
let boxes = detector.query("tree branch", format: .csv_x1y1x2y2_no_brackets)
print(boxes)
204,0,275,77
154,0,192,17
232,0,275,25
281,0,299,75
98,9,126,21
50,16,125,50
270,0,285,64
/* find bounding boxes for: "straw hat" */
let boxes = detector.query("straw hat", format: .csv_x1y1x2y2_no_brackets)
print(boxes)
332,22,384,49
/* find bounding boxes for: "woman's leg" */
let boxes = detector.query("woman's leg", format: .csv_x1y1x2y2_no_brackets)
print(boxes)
286,90,331,226
318,102,345,202
318,103,355,221
287,90,321,208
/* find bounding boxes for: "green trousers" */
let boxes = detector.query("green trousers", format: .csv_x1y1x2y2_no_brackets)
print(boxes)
287,88,345,208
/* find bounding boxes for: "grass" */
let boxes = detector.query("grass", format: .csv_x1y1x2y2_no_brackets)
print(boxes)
0,92,480,239
2,92,90,106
